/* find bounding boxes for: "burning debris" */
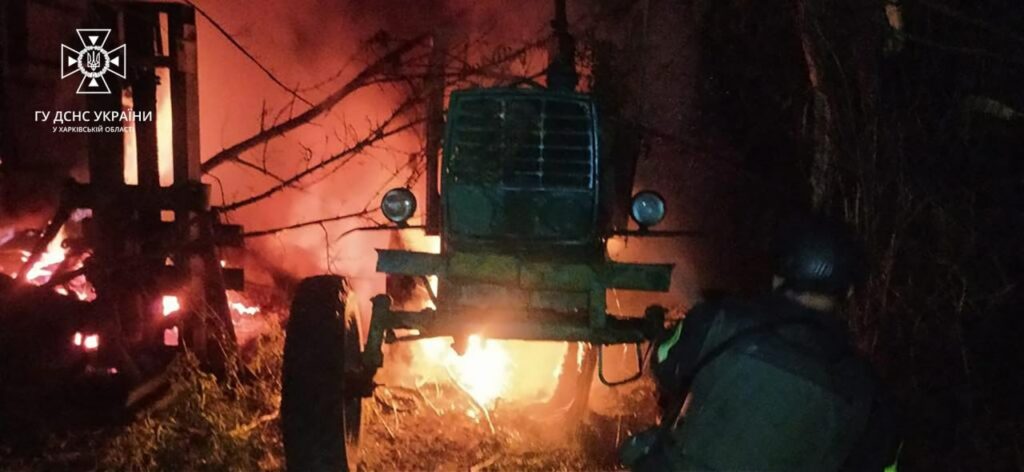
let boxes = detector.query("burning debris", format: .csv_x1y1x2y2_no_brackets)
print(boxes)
382,336,569,429
229,292,262,317
2,213,97,301
2,0,676,469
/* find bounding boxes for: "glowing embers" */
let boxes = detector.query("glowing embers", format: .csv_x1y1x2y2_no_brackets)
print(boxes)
15,226,96,301
21,248,65,283
228,291,260,316
160,295,181,345
72,331,100,351
162,295,181,317
164,327,180,347
162,291,262,317
229,302,259,316
157,291,261,347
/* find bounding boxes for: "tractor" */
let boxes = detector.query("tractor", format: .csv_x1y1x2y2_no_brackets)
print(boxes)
280,4,682,470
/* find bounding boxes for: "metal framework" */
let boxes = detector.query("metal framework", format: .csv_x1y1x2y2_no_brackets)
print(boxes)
17,2,243,378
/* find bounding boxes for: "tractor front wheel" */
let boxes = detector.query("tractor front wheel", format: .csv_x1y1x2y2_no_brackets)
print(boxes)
281,275,367,472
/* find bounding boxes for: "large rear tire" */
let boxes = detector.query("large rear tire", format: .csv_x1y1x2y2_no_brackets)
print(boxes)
281,275,366,472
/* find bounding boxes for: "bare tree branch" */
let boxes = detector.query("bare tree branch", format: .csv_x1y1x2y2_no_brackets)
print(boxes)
231,157,290,185
241,209,375,239
215,98,425,212
209,32,550,228
201,34,429,173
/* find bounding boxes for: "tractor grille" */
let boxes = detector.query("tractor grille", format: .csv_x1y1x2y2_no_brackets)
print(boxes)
451,96,595,190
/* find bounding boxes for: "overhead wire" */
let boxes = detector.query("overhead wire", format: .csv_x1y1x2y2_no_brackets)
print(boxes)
182,0,315,108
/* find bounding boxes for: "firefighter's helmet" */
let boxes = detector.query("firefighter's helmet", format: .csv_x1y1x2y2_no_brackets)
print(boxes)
773,216,864,296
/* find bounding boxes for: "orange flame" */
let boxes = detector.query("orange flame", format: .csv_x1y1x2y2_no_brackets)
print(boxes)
227,291,261,316
417,335,510,406
230,301,260,316
15,228,96,301
393,235,567,412
404,337,568,411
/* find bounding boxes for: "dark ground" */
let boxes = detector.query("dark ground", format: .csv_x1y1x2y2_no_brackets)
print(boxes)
0,299,660,472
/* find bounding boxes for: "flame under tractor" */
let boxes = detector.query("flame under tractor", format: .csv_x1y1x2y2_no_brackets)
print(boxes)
281,87,686,469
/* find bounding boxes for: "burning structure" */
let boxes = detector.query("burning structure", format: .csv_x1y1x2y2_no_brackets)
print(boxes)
1,0,678,468
2,2,243,382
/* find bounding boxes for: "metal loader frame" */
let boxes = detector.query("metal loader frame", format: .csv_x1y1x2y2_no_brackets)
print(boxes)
360,248,672,384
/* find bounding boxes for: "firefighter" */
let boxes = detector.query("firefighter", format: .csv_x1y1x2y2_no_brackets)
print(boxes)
621,217,901,471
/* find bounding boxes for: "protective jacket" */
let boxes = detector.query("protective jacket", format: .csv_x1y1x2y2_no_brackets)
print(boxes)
634,295,900,471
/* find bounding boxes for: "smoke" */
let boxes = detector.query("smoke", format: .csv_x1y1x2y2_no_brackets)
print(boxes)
191,0,560,313
1,0,700,311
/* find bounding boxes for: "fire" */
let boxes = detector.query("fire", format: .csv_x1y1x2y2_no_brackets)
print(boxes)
14,227,96,301
164,327,180,346
162,295,181,316
403,337,568,411
230,302,260,316
160,295,180,347
161,292,260,318
19,227,69,284
417,335,510,407
73,331,100,351
392,233,567,413
83,334,100,350
122,66,175,187
227,291,261,316
21,249,64,283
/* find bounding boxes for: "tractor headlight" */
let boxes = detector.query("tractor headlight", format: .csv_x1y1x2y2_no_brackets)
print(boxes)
381,188,417,224
630,191,666,228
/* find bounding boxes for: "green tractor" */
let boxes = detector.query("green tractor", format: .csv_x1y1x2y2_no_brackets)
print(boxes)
280,8,680,472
